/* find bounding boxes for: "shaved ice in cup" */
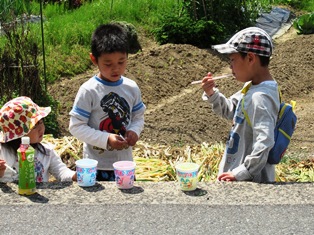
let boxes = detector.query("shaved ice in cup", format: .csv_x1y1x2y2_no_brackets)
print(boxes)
113,161,136,189
76,159,98,187
175,162,199,191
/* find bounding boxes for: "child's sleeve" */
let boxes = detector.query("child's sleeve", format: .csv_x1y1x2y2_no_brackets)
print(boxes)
69,86,110,150
47,145,75,182
203,89,242,120
127,87,146,137
0,145,18,183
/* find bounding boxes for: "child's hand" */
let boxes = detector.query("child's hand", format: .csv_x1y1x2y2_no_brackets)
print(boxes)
0,159,6,178
107,134,129,150
217,172,236,181
125,130,139,146
72,172,77,181
202,72,216,97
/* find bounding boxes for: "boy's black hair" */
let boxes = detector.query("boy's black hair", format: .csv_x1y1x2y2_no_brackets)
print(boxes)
91,23,129,60
239,52,270,67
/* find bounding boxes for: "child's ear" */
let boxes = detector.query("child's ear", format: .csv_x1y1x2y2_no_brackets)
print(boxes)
90,53,97,65
247,52,256,63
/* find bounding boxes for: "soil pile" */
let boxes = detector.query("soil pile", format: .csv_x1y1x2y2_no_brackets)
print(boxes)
49,27,314,156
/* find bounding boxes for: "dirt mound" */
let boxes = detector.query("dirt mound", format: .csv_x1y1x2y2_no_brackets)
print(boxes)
49,27,314,156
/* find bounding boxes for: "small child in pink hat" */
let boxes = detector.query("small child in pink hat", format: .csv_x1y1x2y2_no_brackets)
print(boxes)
0,96,77,182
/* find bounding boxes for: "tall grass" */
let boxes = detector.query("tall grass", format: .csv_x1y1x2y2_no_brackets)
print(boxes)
0,0,32,22
39,0,180,46
274,0,314,12
1,0,312,83
23,0,180,82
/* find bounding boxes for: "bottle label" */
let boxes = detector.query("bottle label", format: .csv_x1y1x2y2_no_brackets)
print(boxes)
18,147,36,195
27,153,34,162
21,152,26,161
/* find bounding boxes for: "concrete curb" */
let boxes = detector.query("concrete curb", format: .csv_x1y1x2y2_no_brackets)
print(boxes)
1,181,313,205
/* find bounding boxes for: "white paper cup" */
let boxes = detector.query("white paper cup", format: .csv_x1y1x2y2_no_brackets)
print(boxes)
113,161,136,189
175,162,199,191
76,159,98,187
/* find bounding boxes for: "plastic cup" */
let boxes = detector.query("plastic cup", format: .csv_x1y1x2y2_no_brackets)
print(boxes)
113,161,136,189
175,162,199,191
75,159,98,187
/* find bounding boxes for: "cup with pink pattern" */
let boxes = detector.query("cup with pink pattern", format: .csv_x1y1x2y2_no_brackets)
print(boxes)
113,161,136,189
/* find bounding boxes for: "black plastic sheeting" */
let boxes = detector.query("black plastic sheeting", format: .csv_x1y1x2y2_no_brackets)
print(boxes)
256,7,294,37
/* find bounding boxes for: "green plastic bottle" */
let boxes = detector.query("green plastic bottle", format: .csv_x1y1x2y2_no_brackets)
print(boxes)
17,137,36,195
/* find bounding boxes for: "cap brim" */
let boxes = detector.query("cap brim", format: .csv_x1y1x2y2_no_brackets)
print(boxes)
37,106,52,118
29,106,51,129
212,44,238,54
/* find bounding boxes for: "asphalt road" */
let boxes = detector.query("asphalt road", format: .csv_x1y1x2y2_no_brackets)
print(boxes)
1,181,313,235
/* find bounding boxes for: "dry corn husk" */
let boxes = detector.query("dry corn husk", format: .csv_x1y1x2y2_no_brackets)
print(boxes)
43,135,225,182
43,134,83,170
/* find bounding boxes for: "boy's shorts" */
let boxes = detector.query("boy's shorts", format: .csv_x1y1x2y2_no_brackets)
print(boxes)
96,170,136,182
96,170,115,181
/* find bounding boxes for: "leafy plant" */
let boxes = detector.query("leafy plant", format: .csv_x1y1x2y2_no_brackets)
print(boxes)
0,1,60,136
273,0,314,11
153,0,270,47
293,13,314,34
153,12,225,48
0,0,32,23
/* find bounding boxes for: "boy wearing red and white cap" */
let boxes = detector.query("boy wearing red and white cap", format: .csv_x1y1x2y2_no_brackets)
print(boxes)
201,27,279,183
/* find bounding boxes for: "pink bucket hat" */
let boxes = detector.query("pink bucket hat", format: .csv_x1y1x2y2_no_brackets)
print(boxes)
0,96,51,143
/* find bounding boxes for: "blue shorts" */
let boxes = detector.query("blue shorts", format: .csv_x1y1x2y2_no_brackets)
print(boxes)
96,170,115,181
96,170,136,182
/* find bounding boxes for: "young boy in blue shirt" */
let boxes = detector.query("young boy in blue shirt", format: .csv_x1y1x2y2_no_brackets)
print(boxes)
202,27,279,183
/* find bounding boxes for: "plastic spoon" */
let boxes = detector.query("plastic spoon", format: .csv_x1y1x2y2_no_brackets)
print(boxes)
4,164,17,174
190,74,233,85
119,134,126,141
119,134,129,149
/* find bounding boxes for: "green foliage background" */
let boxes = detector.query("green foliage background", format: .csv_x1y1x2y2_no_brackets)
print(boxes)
0,0,313,137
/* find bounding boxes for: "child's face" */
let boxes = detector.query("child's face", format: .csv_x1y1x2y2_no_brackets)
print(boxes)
229,53,251,82
229,52,260,82
26,119,45,144
90,52,128,82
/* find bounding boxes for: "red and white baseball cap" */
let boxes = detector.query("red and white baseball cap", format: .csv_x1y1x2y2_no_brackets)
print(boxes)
0,96,51,143
212,27,273,57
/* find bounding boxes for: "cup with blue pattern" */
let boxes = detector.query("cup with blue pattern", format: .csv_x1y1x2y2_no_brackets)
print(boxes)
76,159,98,187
